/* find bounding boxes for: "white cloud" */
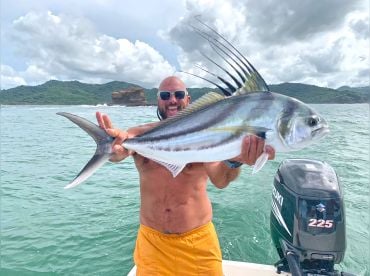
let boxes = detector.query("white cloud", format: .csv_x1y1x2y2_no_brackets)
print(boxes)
2,11,175,89
1,64,58,89
1,0,368,90
167,0,369,89
1,65,26,89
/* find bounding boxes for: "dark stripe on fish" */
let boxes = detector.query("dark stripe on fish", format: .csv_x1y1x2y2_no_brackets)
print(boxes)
279,98,300,139
130,101,233,143
246,92,276,121
198,125,267,150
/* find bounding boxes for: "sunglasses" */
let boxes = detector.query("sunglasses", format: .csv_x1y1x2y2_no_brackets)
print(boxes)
158,91,187,101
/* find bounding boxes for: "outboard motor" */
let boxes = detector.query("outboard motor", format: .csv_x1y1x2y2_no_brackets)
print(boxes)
270,159,355,276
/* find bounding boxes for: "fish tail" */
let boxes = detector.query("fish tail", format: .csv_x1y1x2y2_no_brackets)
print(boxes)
57,112,114,189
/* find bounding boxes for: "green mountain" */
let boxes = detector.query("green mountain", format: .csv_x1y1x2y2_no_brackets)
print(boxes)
0,80,368,105
0,80,139,105
336,86,369,93
269,83,369,104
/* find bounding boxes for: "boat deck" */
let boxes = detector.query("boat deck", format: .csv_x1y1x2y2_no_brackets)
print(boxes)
127,260,291,275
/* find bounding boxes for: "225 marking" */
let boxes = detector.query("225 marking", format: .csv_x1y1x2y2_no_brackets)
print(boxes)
308,219,334,228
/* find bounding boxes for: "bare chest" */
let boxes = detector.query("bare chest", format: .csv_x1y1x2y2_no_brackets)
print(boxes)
133,155,208,196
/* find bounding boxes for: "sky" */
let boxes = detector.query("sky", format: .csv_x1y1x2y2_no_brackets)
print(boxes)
1,0,369,90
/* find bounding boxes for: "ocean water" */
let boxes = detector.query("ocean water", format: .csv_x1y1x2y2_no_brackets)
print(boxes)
0,104,369,276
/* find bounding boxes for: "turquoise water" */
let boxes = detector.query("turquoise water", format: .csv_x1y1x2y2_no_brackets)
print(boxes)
1,104,369,276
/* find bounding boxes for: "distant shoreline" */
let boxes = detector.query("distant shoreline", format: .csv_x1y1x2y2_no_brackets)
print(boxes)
1,80,369,105
1,103,368,107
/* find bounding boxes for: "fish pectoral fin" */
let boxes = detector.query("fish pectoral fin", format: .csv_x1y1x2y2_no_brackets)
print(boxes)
151,159,187,178
243,125,271,138
252,152,269,174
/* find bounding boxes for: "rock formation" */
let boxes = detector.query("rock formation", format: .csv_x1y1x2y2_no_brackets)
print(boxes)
111,87,147,106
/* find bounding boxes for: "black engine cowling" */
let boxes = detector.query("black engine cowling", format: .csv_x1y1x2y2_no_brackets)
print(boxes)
270,159,347,275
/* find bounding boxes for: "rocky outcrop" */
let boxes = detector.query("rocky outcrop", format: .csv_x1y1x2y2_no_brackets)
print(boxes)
111,87,147,106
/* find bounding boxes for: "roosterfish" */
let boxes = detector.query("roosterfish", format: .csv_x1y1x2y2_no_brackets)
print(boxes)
57,21,329,189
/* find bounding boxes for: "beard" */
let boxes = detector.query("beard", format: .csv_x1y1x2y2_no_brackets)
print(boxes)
157,107,167,120
157,105,183,120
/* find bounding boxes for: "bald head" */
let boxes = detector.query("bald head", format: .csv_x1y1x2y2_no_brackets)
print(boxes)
158,76,186,91
157,76,190,120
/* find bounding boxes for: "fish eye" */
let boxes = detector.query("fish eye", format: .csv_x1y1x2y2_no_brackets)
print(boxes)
307,116,319,127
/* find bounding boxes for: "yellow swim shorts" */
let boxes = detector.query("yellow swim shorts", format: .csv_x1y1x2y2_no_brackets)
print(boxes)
133,222,223,276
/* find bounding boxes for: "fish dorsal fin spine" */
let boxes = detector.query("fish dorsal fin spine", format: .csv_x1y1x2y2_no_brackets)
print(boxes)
188,92,225,111
234,72,269,96
158,92,225,125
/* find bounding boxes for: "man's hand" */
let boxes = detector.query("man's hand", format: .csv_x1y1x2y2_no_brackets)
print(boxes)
231,136,275,165
96,111,131,162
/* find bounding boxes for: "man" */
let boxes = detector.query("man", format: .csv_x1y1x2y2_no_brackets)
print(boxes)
96,76,275,275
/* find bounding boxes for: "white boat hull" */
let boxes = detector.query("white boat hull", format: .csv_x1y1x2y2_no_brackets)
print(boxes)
127,260,291,275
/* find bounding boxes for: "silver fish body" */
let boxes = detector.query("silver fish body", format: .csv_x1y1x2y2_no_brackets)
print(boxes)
57,91,328,188
123,91,328,167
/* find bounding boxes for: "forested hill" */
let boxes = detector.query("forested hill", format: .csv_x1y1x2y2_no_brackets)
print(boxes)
0,80,368,105
0,80,137,105
269,83,369,104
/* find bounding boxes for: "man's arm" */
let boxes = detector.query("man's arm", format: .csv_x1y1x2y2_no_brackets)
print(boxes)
205,136,275,189
204,161,242,189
